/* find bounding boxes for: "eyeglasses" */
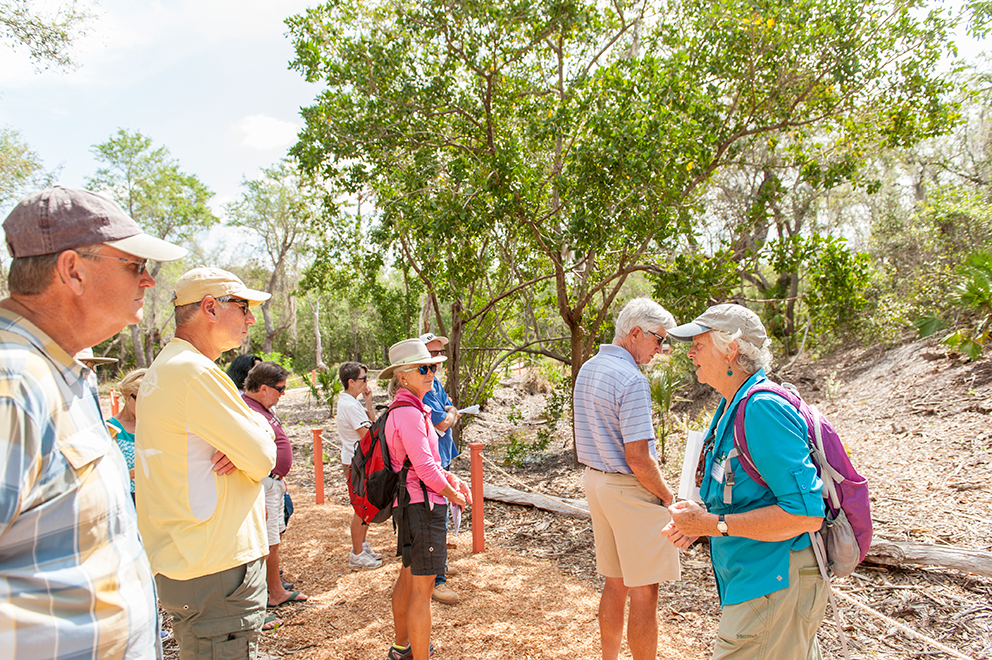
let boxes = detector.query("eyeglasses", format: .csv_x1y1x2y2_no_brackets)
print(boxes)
269,384,286,393
410,364,438,375
357,376,368,382
217,296,250,315
644,329,668,348
79,251,147,275
429,350,445,357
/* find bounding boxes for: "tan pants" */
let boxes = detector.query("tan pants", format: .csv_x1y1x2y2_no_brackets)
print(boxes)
713,546,828,660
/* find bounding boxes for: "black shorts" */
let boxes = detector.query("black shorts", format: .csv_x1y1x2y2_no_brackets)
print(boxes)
397,501,448,576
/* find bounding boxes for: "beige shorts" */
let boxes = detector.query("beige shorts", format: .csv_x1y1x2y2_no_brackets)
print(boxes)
714,546,828,660
583,467,680,587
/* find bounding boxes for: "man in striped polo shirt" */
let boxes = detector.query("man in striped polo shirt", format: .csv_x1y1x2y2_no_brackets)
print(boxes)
0,187,187,659
574,297,680,660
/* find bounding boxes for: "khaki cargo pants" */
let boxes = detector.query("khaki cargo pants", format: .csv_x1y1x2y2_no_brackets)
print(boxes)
156,558,267,660
714,546,828,660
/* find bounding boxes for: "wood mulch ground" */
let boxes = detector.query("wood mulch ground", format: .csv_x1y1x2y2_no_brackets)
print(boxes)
139,334,990,659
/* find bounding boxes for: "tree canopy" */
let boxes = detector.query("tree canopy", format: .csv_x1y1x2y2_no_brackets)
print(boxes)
287,0,960,392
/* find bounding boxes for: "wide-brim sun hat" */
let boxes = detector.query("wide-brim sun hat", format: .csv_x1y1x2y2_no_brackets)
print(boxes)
76,347,118,365
171,267,271,306
667,303,767,350
379,338,447,380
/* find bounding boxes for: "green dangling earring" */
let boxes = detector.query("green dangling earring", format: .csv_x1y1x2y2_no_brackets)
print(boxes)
727,367,734,376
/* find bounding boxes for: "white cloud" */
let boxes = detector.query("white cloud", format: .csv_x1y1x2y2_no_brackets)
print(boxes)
235,115,302,150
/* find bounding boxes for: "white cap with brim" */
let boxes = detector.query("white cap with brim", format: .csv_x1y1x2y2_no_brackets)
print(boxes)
171,267,271,307
667,303,768,351
418,332,449,346
380,338,447,380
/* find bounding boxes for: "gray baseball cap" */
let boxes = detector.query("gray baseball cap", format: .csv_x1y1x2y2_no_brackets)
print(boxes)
3,187,187,261
667,303,767,349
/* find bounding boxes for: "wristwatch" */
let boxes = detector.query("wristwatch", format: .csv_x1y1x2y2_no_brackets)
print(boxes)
717,514,729,536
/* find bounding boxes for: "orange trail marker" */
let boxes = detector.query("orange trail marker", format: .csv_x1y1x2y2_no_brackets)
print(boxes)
312,428,324,504
469,442,484,553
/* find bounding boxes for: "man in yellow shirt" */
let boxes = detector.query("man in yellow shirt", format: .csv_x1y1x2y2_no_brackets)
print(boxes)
135,267,277,659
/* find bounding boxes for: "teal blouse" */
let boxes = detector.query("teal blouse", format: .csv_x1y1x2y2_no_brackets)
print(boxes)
700,369,824,606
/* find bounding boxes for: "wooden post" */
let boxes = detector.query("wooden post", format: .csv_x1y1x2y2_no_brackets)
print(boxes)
110,389,120,416
469,442,484,553
312,428,324,504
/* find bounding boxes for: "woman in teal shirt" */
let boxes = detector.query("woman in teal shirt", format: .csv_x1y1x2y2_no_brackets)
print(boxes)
662,304,827,660
107,368,145,500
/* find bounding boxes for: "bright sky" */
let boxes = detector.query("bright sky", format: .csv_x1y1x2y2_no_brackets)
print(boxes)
0,0,318,222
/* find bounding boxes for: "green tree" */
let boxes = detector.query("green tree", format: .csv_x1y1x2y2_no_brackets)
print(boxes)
288,0,959,401
1,127,55,209
87,129,217,366
1,0,93,70
225,160,319,354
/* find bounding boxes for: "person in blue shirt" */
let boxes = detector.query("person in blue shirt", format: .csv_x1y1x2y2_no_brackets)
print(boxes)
418,332,462,605
662,303,827,660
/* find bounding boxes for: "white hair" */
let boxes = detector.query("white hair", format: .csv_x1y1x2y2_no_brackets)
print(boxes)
614,298,676,340
710,329,773,375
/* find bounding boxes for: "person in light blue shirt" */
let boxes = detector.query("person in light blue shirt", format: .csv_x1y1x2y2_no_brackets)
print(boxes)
419,332,462,606
663,303,827,660
574,298,680,660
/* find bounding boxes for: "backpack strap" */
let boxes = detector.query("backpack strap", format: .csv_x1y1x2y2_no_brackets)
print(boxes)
731,381,811,492
809,530,853,660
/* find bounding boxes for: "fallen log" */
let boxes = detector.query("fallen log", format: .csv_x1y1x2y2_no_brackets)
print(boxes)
483,484,589,519
865,539,992,579
482,485,992,578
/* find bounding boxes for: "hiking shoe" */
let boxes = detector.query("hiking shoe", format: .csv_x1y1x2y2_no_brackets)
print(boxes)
363,541,383,560
385,643,433,659
349,550,383,570
431,583,459,605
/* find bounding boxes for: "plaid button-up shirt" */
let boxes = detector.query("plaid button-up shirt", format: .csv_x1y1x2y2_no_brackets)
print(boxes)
0,309,160,659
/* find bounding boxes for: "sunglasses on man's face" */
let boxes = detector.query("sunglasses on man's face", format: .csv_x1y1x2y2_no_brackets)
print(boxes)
429,350,445,357
269,384,286,393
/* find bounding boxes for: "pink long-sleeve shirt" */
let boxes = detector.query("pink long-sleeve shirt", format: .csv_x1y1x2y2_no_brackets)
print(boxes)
385,387,450,505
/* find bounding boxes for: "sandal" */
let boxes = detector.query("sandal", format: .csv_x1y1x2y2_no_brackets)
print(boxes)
262,614,282,631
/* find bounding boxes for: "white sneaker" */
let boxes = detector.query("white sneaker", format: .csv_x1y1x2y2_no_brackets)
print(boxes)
349,550,383,570
363,541,383,560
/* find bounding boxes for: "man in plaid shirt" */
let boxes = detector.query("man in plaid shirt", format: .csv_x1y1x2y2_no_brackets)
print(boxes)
0,187,186,659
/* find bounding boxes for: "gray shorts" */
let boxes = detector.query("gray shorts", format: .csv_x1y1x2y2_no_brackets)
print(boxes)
397,501,448,576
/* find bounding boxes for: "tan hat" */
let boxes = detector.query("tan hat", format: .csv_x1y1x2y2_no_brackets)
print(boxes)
418,332,449,346
171,267,271,306
76,347,118,366
379,339,447,380
667,303,768,351
3,187,187,261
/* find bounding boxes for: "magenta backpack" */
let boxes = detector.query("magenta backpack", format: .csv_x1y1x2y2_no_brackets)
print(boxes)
731,381,873,577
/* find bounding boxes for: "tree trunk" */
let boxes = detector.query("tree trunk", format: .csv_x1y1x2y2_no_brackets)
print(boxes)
261,301,275,354
448,299,463,447
130,325,146,368
289,293,298,343
313,295,327,370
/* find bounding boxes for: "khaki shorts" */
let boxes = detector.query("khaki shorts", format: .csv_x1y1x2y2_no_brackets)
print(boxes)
583,467,680,587
714,546,828,660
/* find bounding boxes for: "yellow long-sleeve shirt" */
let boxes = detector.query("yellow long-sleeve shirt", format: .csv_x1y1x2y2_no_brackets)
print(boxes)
135,339,276,580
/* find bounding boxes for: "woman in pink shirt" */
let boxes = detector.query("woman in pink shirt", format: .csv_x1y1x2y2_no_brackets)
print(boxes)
381,339,471,660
